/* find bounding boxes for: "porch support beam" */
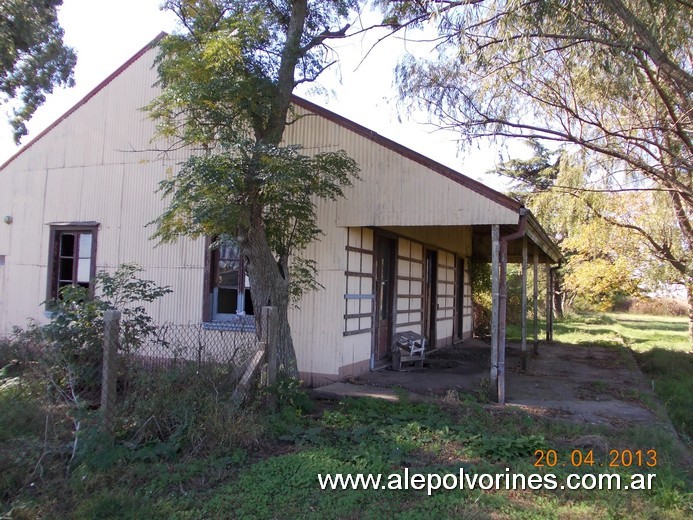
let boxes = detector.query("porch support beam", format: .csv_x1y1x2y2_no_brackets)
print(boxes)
533,246,539,355
521,236,528,370
497,209,527,404
546,263,553,342
498,238,508,404
490,224,500,403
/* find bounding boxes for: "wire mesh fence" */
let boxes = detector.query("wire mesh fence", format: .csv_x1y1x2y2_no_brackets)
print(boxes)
106,320,266,437
116,321,264,404
130,322,260,370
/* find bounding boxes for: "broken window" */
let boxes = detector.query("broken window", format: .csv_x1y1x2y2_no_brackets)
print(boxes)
48,224,98,300
208,237,253,321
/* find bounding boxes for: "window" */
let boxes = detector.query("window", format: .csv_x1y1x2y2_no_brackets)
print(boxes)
207,237,253,322
47,223,98,300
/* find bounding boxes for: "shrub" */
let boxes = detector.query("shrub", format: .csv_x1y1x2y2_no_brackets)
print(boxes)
618,297,688,317
30,264,172,401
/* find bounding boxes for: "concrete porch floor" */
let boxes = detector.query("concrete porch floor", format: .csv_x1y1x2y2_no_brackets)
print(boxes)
314,339,669,429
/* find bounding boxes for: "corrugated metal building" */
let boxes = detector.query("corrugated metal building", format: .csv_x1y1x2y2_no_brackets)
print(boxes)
0,36,560,389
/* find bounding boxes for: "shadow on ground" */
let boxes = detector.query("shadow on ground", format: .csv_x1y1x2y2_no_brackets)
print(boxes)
315,339,672,431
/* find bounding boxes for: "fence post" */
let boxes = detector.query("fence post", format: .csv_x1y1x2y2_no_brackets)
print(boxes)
101,310,120,439
261,306,278,410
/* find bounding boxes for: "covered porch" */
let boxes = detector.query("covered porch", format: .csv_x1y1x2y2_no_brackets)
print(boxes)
366,210,560,404
316,338,660,428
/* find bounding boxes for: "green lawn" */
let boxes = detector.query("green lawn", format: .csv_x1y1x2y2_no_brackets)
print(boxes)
1,314,691,519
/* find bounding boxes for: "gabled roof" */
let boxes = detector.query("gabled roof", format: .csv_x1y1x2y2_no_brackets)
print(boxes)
0,32,522,214
290,97,523,213
0,32,168,172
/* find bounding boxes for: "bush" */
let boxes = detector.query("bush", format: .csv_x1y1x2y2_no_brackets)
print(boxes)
470,261,547,336
617,297,688,317
115,363,264,457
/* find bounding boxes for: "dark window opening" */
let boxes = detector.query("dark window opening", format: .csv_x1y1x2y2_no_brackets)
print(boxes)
209,237,253,321
48,224,98,301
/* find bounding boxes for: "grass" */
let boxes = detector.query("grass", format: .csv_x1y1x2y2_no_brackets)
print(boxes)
1,313,691,519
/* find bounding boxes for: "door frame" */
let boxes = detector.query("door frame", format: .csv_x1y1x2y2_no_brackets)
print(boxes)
372,232,397,365
424,249,438,347
455,257,465,340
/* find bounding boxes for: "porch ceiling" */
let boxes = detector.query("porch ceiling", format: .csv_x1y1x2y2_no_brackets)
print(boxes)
380,211,561,264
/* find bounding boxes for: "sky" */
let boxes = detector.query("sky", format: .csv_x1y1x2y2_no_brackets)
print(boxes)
0,0,518,190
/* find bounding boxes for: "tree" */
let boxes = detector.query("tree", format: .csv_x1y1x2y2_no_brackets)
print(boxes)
148,1,362,377
498,143,685,312
0,0,77,143
378,0,693,340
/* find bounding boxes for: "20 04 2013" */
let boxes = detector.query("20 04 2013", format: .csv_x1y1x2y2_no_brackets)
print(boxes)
534,449,657,468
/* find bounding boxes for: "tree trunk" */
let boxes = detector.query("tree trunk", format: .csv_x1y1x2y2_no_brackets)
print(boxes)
239,215,298,378
553,269,564,320
687,274,693,346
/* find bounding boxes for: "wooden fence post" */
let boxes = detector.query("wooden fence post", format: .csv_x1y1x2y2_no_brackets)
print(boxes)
101,310,120,439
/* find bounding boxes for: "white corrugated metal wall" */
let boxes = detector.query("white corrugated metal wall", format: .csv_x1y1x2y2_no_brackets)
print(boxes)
0,43,519,382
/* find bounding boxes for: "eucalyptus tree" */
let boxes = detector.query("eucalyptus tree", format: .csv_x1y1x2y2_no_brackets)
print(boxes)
378,0,693,340
0,0,76,142
148,1,362,376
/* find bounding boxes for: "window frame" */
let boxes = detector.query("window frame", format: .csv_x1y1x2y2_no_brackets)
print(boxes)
203,236,254,323
46,222,99,301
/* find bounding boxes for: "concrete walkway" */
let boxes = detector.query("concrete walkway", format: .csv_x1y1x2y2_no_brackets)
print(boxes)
313,339,668,429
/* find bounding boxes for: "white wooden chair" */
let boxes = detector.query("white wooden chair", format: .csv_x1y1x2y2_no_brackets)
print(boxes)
391,331,426,371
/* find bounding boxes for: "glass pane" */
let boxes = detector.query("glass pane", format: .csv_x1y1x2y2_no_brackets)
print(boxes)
78,233,92,259
59,257,74,281
77,258,91,283
217,288,238,314
60,234,75,256
217,242,240,288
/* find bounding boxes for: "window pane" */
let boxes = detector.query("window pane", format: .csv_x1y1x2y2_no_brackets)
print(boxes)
217,288,238,314
77,258,91,283
59,257,74,281
243,288,254,315
217,242,240,288
60,234,75,256
78,233,92,259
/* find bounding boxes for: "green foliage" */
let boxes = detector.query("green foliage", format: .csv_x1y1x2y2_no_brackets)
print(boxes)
497,147,682,312
0,378,44,443
637,347,692,440
266,375,314,413
0,0,77,142
151,142,359,302
382,0,693,334
30,264,171,399
45,263,171,355
473,435,548,462
470,260,492,336
116,364,263,456
148,1,362,339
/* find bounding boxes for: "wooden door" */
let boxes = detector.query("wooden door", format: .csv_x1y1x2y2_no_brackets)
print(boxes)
424,250,438,346
456,258,465,339
374,235,396,361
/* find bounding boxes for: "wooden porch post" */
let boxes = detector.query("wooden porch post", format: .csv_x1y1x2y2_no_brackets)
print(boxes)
521,236,528,370
546,263,553,342
498,239,508,404
533,247,539,355
490,225,500,402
